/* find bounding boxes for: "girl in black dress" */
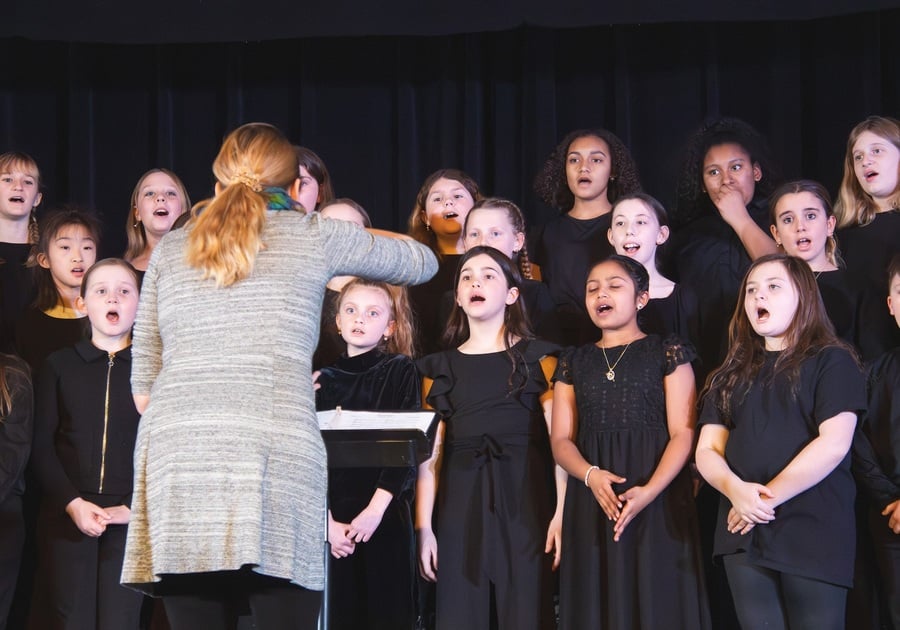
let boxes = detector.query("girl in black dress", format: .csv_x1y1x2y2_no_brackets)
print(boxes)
0,353,32,630
416,246,562,630
29,258,144,629
550,254,709,630
531,128,641,346
696,254,865,630
834,116,900,353
315,277,419,630
407,169,482,355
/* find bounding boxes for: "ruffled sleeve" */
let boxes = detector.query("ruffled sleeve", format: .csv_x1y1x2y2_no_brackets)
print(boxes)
417,351,455,418
663,334,697,376
517,339,560,398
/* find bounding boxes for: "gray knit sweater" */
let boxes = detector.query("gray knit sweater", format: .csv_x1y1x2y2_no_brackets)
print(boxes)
123,211,437,592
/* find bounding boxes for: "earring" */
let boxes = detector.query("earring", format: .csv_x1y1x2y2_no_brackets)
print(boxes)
637,303,644,310
425,223,432,232
133,222,139,228
383,335,390,342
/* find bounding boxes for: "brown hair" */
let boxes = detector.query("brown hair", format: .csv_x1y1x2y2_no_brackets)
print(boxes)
0,354,30,422
701,254,856,424
533,128,641,211
768,180,840,268
407,169,482,252
295,146,335,210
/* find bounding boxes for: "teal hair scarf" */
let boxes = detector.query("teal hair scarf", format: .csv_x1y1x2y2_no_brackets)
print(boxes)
264,187,303,211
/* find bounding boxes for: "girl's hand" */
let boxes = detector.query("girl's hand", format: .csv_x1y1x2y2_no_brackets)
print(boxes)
710,183,748,226
312,370,322,392
328,514,356,558
613,485,655,542
727,480,776,525
65,497,110,537
544,510,562,570
726,506,756,535
105,505,131,525
587,469,627,521
883,499,900,534
348,504,387,543
417,527,438,582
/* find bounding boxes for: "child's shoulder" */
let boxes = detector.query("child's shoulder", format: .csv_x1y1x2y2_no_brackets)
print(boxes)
868,346,900,382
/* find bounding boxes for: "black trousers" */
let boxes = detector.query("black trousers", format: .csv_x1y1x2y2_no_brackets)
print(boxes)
159,570,322,630
28,502,143,630
723,552,847,630
0,495,25,630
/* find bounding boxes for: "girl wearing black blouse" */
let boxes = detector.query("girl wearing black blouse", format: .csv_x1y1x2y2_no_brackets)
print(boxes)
696,254,865,630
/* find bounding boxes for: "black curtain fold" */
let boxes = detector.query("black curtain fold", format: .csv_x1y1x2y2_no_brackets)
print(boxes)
1,11,897,258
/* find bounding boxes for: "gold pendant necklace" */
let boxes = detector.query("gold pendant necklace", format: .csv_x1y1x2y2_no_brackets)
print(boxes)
601,341,632,382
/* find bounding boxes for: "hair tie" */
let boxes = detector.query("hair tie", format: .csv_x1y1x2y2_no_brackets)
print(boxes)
230,171,262,193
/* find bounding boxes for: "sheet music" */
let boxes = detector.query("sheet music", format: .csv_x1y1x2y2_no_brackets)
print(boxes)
317,408,436,433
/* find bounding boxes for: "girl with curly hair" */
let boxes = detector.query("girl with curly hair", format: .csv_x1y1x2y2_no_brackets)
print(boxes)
531,129,641,346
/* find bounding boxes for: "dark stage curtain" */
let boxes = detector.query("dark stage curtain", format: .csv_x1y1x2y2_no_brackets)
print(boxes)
0,11,897,256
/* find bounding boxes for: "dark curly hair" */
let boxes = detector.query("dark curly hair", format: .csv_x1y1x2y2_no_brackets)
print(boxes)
533,128,641,212
673,117,782,230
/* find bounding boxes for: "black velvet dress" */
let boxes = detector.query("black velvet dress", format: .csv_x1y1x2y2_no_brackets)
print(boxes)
315,349,420,630
417,339,559,630
0,243,34,354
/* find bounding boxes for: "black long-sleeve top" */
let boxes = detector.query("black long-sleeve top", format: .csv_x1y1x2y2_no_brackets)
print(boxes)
853,347,900,509
32,340,140,513
0,354,33,502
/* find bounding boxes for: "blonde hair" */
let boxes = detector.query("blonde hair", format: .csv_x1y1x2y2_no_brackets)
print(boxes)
124,168,191,261
338,279,417,358
186,123,301,287
834,116,900,228
0,151,42,244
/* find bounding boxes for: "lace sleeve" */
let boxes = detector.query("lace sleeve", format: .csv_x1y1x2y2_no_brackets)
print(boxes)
663,334,698,376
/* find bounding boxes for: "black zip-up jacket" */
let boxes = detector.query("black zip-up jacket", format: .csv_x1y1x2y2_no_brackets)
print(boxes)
32,340,140,512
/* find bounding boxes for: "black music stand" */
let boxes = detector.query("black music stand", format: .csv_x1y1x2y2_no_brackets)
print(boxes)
317,409,439,630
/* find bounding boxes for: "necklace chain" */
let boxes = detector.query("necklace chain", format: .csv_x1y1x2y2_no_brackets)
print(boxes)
601,342,632,382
